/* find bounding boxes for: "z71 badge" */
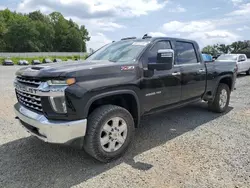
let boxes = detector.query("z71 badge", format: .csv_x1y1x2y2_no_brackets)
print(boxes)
121,66,135,71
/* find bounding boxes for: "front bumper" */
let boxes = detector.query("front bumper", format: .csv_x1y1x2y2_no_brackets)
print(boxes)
14,103,87,144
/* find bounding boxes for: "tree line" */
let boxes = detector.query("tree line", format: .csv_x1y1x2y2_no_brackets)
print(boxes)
202,41,250,58
0,9,90,52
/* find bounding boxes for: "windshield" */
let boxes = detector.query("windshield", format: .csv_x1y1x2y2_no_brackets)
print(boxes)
86,40,149,62
217,54,238,61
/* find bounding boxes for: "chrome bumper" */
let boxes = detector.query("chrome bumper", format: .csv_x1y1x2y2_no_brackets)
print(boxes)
14,103,87,144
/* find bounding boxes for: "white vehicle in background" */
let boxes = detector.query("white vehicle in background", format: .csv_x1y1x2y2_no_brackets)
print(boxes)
17,60,29,65
217,54,250,75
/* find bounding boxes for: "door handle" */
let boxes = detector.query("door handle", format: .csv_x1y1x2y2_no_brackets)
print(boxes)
172,72,181,76
198,69,206,73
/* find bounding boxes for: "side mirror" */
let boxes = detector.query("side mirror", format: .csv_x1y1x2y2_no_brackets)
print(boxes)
148,49,174,71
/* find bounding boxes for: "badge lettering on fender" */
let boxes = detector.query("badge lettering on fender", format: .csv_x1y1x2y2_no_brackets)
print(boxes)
121,66,135,71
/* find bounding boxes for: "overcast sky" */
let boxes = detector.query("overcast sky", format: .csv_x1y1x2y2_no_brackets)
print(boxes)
1,0,250,51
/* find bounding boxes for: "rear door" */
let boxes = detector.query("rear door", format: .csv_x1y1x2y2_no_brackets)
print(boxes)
174,41,206,101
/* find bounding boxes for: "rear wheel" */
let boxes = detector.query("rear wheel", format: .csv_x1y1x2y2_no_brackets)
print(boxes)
246,68,250,75
83,105,135,163
208,83,230,113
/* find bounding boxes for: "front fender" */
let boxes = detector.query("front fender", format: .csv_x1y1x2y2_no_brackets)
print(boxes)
84,89,141,120
65,85,142,122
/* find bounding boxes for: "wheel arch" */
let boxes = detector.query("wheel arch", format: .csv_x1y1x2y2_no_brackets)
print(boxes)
210,75,233,101
85,90,141,127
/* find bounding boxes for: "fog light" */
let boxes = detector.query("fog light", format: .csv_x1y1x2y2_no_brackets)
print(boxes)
49,96,67,114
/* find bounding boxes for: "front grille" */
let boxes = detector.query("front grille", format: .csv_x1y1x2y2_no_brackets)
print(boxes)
16,76,42,86
16,90,43,112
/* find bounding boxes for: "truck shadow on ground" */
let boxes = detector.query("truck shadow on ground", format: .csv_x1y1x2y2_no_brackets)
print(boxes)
0,103,233,188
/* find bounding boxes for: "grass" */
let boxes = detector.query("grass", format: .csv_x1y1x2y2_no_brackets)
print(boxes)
0,54,88,65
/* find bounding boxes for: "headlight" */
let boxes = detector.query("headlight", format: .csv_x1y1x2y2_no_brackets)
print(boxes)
47,78,76,86
49,96,67,114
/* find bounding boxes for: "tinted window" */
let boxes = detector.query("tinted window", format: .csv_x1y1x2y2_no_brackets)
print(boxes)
151,41,171,53
176,42,198,64
147,41,171,64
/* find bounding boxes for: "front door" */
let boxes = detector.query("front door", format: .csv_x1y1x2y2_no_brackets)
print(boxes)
237,55,245,72
174,41,206,101
141,40,181,112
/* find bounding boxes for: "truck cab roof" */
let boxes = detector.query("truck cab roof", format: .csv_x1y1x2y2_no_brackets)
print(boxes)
120,37,197,44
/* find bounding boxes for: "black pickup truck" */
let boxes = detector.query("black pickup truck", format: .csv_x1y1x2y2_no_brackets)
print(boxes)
14,36,237,162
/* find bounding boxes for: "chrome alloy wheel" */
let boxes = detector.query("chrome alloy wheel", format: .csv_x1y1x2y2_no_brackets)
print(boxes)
100,117,128,152
219,89,227,108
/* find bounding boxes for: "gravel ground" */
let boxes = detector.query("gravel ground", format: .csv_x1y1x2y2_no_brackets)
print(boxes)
0,66,250,188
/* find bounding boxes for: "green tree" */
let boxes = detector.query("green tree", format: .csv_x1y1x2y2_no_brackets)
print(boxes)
35,21,55,51
0,14,7,51
216,44,231,54
230,41,249,53
233,40,250,58
29,11,47,22
63,27,82,52
80,25,90,52
0,9,90,52
5,18,40,52
202,45,218,56
50,12,70,51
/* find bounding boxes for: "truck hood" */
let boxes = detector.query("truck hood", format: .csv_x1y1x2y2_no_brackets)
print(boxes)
15,60,118,79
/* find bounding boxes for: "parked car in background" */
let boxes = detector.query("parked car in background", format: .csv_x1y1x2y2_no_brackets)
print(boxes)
53,58,62,62
18,60,29,65
216,54,250,75
2,59,14,66
202,53,213,63
31,60,41,65
42,58,53,64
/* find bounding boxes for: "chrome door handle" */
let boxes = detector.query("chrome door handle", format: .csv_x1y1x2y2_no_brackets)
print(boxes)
198,69,205,73
172,72,181,76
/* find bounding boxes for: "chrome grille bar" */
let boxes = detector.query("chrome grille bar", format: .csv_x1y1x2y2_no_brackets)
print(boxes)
16,89,43,112
16,76,41,85
17,95,42,106
16,90,41,101
18,99,43,112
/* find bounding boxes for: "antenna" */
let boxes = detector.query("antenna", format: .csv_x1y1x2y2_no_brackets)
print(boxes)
142,34,152,39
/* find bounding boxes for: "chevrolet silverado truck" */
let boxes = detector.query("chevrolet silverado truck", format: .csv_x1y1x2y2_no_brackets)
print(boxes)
14,36,237,162
217,54,250,75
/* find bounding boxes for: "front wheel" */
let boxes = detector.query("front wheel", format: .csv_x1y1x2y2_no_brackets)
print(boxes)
83,105,135,163
208,83,230,113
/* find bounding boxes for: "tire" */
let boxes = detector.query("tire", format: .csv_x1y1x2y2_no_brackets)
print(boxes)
246,69,250,75
83,105,135,163
208,83,230,113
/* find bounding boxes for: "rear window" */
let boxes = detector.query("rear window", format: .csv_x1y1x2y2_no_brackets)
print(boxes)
175,42,198,65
